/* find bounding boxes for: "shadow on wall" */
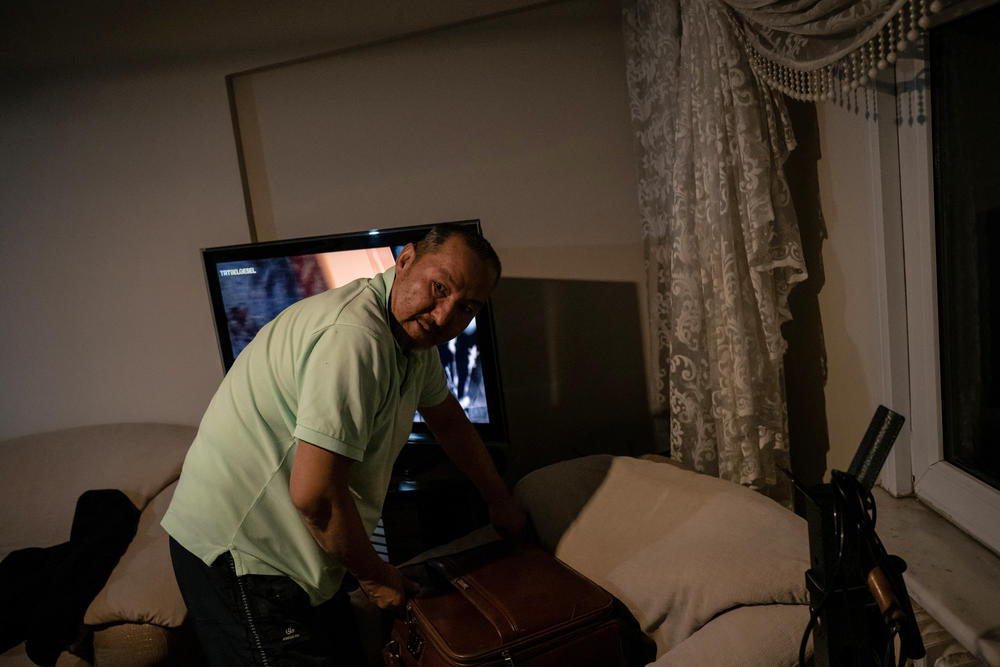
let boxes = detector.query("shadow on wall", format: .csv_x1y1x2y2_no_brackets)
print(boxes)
491,277,655,483
782,98,832,513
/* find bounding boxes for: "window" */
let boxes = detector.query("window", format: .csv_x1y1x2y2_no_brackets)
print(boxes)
878,0,1000,555
928,6,1000,493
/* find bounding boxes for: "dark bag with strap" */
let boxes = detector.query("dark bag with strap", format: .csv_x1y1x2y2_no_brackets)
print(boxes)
382,542,628,667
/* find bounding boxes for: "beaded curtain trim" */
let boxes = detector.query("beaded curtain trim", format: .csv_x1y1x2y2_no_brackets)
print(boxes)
732,0,947,102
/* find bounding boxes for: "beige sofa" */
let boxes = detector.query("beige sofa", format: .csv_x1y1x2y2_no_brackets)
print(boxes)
0,424,200,667
359,454,814,667
511,454,812,666
1,424,814,667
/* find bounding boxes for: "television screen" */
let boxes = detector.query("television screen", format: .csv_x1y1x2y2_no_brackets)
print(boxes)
201,221,507,446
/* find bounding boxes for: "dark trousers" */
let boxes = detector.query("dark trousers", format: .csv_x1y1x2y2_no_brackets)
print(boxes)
169,537,366,667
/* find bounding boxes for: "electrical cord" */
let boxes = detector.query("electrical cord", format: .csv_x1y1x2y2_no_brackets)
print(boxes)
798,613,816,667
862,482,914,667
794,474,898,667
883,626,899,667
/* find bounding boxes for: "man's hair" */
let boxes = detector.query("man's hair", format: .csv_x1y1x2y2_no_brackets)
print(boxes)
414,223,502,281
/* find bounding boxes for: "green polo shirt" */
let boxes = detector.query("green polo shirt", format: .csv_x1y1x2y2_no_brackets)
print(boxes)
162,267,449,604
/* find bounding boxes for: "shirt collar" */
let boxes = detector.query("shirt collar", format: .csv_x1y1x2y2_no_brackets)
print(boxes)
372,266,408,355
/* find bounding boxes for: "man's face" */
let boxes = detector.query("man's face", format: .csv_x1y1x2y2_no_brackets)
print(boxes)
390,236,497,350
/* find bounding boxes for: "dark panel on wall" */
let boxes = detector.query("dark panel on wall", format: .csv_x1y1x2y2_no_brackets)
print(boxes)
491,277,654,482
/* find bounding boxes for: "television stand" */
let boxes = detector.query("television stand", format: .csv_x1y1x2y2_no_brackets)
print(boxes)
380,468,487,564
378,443,506,564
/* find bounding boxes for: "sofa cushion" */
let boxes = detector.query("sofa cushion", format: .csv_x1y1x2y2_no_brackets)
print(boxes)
514,455,809,659
513,454,617,553
85,481,187,628
648,603,810,667
0,423,195,561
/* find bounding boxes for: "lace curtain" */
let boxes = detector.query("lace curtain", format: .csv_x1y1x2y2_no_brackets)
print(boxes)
622,0,938,499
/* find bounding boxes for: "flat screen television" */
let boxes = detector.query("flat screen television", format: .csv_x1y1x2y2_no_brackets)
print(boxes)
201,220,508,448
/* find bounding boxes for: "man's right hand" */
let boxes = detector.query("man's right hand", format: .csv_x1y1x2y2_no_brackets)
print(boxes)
358,561,418,612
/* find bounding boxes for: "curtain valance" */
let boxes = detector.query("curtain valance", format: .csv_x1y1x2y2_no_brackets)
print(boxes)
729,0,943,101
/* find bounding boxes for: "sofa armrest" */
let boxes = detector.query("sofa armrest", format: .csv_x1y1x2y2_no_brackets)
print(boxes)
0,423,195,561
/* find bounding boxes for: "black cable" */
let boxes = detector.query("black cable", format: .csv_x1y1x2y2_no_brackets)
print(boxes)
866,488,878,526
798,612,816,666
883,626,898,666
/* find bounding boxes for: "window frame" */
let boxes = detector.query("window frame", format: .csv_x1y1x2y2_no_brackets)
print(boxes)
873,52,1000,557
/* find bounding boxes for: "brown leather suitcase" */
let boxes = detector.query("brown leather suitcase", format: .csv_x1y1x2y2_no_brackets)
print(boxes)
382,542,627,667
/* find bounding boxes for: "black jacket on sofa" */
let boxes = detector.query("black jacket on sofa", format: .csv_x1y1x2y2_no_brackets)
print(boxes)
0,489,140,665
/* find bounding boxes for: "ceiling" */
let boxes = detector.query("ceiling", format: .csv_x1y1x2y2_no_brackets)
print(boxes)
1,0,548,80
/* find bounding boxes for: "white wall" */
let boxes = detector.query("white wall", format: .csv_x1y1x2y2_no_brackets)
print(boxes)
238,0,642,283
813,99,887,476
0,0,646,445
0,66,250,439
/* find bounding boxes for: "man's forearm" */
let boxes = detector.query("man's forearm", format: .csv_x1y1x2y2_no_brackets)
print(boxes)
433,412,509,504
289,440,410,610
296,480,386,582
298,490,412,610
420,396,526,542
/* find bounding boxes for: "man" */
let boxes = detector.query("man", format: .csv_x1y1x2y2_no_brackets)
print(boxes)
162,224,526,665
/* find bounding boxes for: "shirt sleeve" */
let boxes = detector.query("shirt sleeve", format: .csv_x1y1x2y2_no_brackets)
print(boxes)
293,325,390,461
